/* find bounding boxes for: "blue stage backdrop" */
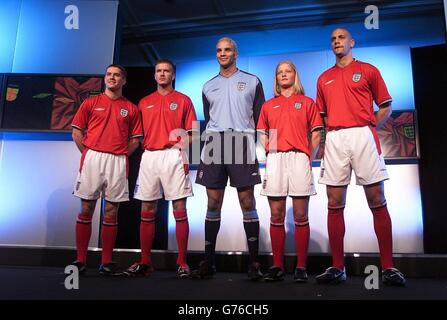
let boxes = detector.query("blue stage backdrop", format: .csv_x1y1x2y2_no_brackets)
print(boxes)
0,0,21,73
176,45,414,121
0,0,118,74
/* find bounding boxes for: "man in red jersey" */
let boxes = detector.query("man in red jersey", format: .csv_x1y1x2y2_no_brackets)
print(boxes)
124,59,198,279
315,28,406,286
71,64,143,276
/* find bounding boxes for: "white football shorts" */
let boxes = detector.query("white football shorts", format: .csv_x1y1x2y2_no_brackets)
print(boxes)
319,126,389,186
74,149,129,202
134,148,193,201
261,151,316,197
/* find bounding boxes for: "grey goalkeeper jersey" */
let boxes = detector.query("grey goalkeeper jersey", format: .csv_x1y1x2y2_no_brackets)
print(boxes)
202,69,265,132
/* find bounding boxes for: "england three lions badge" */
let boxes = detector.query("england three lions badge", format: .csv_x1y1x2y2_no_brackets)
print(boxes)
237,82,246,91
352,72,362,82
120,108,128,117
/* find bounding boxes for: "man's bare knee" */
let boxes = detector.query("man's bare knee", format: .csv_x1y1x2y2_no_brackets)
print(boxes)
142,201,157,212
239,197,255,212
208,197,223,212
364,182,386,208
81,200,96,217
327,186,347,209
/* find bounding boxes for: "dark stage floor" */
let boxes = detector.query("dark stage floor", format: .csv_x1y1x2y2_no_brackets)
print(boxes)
1,265,446,301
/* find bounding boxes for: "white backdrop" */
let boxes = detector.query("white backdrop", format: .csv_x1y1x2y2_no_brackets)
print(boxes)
168,165,423,254
0,139,101,248
0,142,422,254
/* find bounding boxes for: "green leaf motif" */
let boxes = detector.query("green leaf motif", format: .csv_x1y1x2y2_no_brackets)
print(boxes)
89,91,101,97
33,93,53,99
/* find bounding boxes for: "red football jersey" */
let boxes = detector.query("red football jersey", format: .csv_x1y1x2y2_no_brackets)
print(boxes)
139,90,197,150
316,60,392,130
72,93,143,155
257,94,323,156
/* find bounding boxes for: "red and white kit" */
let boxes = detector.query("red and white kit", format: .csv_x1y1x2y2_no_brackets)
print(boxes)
316,59,392,186
257,94,323,196
72,93,143,201
134,90,197,201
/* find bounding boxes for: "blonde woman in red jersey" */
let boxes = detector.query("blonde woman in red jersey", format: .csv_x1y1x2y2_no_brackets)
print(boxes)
257,61,323,282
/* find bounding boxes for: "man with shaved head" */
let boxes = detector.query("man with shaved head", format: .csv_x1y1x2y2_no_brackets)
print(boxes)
193,37,265,281
315,28,406,286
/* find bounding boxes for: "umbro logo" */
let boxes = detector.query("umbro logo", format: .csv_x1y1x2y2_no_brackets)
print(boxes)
324,80,334,85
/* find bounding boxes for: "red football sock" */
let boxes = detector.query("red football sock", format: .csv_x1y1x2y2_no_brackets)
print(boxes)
295,221,310,269
101,215,118,265
140,211,156,265
76,212,92,263
173,210,189,266
371,205,394,270
328,207,345,270
270,222,285,268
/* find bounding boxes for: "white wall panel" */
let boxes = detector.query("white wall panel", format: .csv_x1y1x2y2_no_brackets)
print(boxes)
168,164,423,253
0,139,100,248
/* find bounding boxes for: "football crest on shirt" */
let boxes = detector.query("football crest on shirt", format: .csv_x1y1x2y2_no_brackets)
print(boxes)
294,102,302,110
169,102,178,111
120,108,128,117
352,72,362,82
237,82,246,91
